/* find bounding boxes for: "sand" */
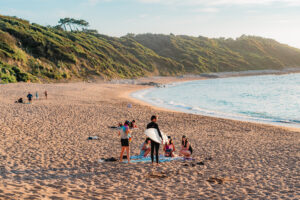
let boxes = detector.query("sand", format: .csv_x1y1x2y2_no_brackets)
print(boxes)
0,80,299,199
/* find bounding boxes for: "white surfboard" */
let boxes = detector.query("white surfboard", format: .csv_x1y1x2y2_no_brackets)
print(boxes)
144,128,168,144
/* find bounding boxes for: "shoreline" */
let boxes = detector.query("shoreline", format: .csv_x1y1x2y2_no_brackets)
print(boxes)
122,76,300,133
108,67,300,85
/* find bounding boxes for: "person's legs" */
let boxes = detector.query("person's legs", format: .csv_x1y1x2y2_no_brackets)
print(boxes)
144,148,151,157
155,143,160,164
151,140,155,163
185,150,191,158
120,147,125,162
181,150,191,158
126,146,130,163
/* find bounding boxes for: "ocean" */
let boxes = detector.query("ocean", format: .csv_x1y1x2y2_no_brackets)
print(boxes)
132,73,300,128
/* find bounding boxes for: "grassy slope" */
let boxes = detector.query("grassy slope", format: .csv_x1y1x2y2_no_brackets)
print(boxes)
133,34,300,73
0,15,183,83
1,15,300,83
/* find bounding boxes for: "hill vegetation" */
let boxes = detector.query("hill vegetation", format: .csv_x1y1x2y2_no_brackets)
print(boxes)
1,14,300,83
132,34,300,73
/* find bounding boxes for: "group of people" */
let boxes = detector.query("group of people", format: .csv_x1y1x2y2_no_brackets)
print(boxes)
118,115,192,165
15,90,48,104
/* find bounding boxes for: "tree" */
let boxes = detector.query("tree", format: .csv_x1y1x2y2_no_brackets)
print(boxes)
57,18,89,32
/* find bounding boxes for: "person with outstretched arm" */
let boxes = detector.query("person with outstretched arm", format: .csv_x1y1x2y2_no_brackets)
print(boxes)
146,115,163,166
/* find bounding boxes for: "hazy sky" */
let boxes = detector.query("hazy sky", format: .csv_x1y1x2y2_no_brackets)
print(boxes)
1,0,300,48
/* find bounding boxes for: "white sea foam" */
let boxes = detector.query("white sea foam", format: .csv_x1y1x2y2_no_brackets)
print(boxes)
132,73,300,128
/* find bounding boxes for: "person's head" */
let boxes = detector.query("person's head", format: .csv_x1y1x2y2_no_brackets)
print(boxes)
118,123,123,127
145,137,151,144
132,120,135,124
124,120,130,126
167,136,172,144
151,115,157,122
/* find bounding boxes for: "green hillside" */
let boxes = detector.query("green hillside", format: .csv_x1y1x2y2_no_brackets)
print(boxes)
1,14,300,83
132,34,300,73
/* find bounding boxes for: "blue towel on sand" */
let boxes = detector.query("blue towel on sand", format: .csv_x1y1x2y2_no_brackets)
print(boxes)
123,155,183,163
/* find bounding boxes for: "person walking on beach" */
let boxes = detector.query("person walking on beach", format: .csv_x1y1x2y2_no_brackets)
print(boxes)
44,90,48,99
119,120,131,163
35,91,39,100
147,115,163,166
27,92,33,103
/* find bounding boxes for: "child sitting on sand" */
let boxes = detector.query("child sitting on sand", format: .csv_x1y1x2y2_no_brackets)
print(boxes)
140,138,151,157
15,98,24,103
179,135,193,158
163,136,176,157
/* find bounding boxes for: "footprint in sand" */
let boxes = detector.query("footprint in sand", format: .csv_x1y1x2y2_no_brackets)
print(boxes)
146,172,168,179
207,177,237,184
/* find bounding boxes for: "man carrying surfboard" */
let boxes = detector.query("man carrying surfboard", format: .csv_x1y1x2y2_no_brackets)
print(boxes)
146,115,163,166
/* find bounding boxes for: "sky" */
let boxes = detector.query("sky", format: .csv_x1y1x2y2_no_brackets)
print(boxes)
1,0,300,48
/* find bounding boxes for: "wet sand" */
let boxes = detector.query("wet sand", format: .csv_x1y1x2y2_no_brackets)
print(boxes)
0,81,299,199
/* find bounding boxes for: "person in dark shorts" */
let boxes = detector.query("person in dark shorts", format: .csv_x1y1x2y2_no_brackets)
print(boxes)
147,115,163,166
27,92,33,103
44,90,48,99
119,120,130,163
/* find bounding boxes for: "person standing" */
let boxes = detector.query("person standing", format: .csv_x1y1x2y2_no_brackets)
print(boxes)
119,121,131,163
35,91,39,100
147,115,163,166
27,92,33,103
44,90,48,99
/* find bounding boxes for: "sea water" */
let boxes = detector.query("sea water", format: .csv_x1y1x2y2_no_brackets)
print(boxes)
132,73,300,128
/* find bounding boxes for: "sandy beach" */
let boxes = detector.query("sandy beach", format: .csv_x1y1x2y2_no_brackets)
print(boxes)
0,79,299,199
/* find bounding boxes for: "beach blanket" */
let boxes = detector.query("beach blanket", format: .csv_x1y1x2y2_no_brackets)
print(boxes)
123,155,184,163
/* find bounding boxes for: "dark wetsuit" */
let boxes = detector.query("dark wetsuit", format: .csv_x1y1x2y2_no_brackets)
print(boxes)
27,94,33,102
146,121,162,163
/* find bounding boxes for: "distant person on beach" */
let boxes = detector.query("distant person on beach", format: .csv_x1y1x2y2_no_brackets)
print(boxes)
35,91,39,100
164,136,176,157
44,90,48,99
119,120,130,163
15,98,23,103
27,92,33,103
129,120,137,129
140,138,151,157
179,135,193,158
147,115,163,166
